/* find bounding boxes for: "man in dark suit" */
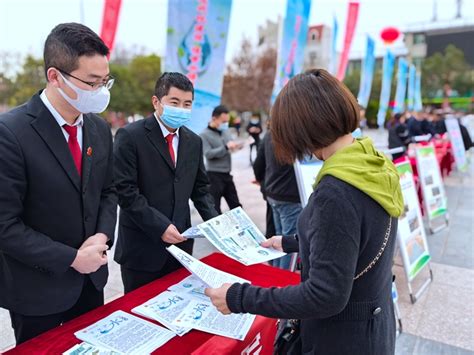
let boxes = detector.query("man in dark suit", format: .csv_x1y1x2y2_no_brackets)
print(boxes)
0,23,117,345
114,72,218,293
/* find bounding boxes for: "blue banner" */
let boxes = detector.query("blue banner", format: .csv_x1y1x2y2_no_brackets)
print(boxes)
165,0,232,133
330,15,338,75
393,57,408,114
272,0,312,101
414,71,423,111
357,35,375,109
407,64,416,111
377,50,395,128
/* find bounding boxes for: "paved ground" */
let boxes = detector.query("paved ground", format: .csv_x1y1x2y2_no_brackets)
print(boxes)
1,129,473,353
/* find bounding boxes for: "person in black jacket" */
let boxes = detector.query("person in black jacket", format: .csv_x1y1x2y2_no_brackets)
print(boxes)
114,73,218,293
205,69,403,355
388,112,411,160
252,132,276,239
0,23,117,344
256,132,302,269
247,112,263,164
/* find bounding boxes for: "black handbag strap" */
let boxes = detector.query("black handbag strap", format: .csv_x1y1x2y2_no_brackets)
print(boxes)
353,218,392,281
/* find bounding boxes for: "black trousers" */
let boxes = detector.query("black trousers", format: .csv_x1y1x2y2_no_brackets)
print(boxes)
121,255,182,294
10,276,103,345
207,172,242,214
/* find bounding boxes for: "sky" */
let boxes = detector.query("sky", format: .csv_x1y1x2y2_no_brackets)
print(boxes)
0,0,473,70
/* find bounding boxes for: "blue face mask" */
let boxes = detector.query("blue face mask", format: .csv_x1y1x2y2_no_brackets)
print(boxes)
217,122,229,131
351,128,362,138
160,104,192,129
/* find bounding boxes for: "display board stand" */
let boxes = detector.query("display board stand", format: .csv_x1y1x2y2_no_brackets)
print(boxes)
395,160,433,304
415,144,449,235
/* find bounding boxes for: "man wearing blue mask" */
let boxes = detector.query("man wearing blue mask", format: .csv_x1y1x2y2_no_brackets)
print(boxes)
200,105,243,214
0,23,117,344
113,72,218,293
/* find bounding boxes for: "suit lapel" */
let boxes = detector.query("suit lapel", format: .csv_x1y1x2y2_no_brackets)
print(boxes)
145,116,175,172
29,95,81,191
176,127,191,174
81,115,98,192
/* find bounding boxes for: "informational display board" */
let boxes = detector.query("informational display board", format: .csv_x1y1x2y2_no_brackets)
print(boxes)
395,161,431,281
445,115,468,172
293,157,323,207
415,144,448,221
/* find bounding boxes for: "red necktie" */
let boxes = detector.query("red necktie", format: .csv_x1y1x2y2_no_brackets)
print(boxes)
62,124,82,177
165,133,176,166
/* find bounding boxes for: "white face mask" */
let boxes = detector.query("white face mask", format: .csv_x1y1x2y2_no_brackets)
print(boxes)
57,72,110,114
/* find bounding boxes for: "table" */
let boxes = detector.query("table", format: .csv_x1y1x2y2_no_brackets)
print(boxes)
6,253,300,355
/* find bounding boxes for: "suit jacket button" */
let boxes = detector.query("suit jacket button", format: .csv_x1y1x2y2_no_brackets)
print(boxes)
372,307,382,315
174,178,179,183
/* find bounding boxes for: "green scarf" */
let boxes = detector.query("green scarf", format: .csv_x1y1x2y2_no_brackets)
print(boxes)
314,137,404,217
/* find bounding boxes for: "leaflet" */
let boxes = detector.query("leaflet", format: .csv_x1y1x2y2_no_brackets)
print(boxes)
182,226,205,239
74,310,175,354
167,274,209,301
167,245,249,288
172,300,256,341
197,207,286,265
132,291,193,336
63,342,120,355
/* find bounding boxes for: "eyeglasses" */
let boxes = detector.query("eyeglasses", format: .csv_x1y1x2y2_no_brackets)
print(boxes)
56,68,115,90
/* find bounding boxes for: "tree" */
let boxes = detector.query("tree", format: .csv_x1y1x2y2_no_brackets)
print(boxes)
129,54,162,114
222,37,277,113
422,44,473,98
106,54,161,116
8,55,45,107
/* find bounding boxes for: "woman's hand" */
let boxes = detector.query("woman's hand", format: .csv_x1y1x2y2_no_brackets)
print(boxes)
204,283,232,315
261,235,283,252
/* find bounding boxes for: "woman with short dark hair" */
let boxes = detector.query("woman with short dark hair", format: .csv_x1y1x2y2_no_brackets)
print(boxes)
205,69,403,355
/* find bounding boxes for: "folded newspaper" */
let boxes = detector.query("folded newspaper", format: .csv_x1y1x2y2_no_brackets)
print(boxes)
167,245,249,288
133,274,255,341
197,207,286,265
74,310,175,354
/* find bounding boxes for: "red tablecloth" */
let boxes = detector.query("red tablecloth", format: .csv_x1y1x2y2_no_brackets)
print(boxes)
6,253,300,355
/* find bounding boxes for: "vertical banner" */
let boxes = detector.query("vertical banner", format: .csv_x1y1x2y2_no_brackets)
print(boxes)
414,71,423,111
377,50,395,128
395,161,431,281
357,35,375,108
393,57,408,114
99,0,122,56
445,115,468,172
415,144,448,220
166,0,233,133
407,64,416,111
336,1,360,81
272,0,312,101
330,15,339,75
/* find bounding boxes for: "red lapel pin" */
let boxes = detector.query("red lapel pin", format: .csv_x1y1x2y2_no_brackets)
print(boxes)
87,147,93,157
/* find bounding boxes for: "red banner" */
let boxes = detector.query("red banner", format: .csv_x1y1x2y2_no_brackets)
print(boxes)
336,1,360,81
99,0,122,57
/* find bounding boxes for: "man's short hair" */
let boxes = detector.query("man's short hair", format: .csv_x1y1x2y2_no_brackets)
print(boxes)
43,23,109,79
212,105,229,118
154,72,194,100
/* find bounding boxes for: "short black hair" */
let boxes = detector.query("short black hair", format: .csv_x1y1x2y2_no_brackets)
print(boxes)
43,23,109,79
212,105,229,118
154,72,194,99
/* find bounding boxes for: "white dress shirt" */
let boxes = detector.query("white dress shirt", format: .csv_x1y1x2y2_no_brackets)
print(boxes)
154,112,180,164
40,90,84,150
